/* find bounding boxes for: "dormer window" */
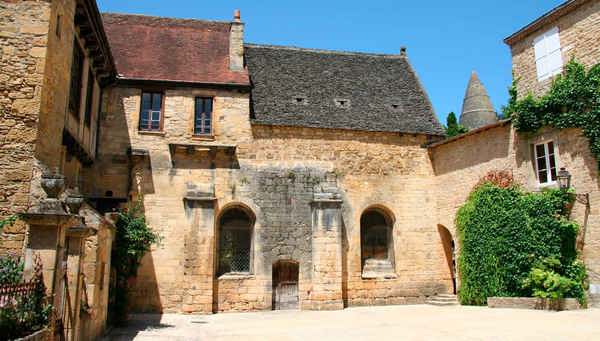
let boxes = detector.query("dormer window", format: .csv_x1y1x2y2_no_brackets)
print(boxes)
334,98,350,108
293,96,307,105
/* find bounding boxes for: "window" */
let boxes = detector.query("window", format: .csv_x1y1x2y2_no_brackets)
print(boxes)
139,92,163,131
360,208,395,278
218,207,253,275
68,39,84,118
534,141,558,185
84,67,94,127
194,97,213,135
534,27,563,81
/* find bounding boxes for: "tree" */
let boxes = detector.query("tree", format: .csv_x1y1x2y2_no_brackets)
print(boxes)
445,112,468,137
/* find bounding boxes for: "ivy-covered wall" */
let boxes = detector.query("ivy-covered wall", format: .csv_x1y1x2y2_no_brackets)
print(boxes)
456,182,586,305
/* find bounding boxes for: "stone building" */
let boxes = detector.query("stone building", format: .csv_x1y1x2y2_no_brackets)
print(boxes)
1,0,599,325
459,71,498,130
505,0,600,96
1,0,116,339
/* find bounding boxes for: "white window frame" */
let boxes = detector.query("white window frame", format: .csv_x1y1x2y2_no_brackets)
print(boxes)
533,27,563,82
533,140,558,186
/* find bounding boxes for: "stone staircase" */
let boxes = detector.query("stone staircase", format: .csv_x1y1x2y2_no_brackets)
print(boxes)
426,294,459,306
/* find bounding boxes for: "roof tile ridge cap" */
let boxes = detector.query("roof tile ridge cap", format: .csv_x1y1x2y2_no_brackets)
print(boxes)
244,43,405,58
401,54,444,133
101,12,232,26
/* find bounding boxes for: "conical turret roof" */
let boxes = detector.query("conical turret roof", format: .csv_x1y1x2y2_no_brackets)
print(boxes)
459,71,498,130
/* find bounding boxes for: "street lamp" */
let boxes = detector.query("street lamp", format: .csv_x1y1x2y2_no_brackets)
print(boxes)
557,167,572,191
557,167,589,205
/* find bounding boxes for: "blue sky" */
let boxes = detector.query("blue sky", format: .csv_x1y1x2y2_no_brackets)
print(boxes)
97,0,564,125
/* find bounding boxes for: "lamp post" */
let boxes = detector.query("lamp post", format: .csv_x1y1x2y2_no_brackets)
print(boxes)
556,167,589,205
557,167,572,191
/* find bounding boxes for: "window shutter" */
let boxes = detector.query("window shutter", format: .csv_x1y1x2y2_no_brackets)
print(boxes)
534,27,562,81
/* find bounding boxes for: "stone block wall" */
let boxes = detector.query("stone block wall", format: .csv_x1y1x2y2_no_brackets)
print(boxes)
509,0,600,97
430,124,600,301
0,0,52,219
94,85,452,313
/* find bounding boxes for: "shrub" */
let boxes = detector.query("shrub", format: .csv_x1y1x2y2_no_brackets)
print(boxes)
456,181,585,305
110,203,160,325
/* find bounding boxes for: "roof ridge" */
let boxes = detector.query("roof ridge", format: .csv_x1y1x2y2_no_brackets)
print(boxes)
244,43,406,59
101,12,232,26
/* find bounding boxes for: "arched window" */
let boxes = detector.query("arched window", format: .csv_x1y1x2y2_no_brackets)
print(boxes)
218,207,253,275
360,208,395,277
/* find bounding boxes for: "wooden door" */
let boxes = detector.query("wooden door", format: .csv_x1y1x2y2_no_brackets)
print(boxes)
273,261,299,310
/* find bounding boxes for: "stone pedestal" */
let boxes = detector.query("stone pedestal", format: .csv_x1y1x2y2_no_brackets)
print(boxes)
309,192,343,310
183,193,216,313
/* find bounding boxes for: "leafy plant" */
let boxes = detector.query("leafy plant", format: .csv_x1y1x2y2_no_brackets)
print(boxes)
0,255,51,339
522,257,587,304
456,178,584,305
110,203,160,325
0,215,18,232
445,112,469,137
0,254,23,285
507,60,600,169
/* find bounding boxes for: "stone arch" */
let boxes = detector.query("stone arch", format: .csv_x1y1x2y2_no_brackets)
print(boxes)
437,224,457,294
360,205,396,278
216,202,256,275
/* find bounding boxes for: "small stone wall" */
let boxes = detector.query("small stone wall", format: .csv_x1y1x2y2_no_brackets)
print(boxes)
487,297,584,311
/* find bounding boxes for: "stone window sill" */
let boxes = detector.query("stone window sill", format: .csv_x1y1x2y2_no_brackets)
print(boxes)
361,272,398,280
218,273,254,280
138,130,165,136
191,134,215,141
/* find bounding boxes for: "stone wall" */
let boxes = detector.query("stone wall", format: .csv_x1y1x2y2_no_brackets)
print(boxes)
0,0,52,219
509,0,600,97
430,124,600,302
94,85,452,313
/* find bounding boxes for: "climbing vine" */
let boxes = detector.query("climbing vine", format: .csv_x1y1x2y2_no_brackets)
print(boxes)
0,215,18,231
110,203,160,324
456,178,587,306
505,60,600,169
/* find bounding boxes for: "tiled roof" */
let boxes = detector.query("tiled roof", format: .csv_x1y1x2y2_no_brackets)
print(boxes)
245,44,445,135
101,13,249,86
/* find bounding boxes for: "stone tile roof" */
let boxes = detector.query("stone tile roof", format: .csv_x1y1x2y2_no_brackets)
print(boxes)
101,13,249,86
460,71,498,130
245,44,445,135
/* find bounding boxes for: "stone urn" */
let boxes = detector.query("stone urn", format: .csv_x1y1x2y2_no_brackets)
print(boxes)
64,187,84,215
40,170,65,199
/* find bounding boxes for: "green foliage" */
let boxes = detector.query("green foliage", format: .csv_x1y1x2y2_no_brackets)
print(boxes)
0,215,18,231
500,77,519,120
0,255,51,339
445,112,469,137
522,257,588,304
110,203,160,324
507,60,600,169
0,254,23,285
456,183,586,305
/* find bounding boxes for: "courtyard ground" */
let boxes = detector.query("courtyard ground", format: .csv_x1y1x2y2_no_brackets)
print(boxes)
105,305,600,341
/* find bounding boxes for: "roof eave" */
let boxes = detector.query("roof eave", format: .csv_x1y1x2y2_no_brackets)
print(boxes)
428,119,512,149
504,0,589,46
114,76,251,90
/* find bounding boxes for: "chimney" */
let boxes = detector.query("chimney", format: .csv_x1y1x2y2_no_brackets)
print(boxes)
229,9,244,72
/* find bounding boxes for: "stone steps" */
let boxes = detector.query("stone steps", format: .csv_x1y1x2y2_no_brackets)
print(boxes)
427,294,459,306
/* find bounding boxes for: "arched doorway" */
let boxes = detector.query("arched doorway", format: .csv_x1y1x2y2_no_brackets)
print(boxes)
272,260,299,310
437,225,457,294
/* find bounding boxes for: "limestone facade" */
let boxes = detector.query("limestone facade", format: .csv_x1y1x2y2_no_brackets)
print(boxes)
430,123,600,301
506,0,600,97
91,85,451,312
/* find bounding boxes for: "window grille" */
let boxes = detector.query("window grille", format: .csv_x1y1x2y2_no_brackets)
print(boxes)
219,227,251,274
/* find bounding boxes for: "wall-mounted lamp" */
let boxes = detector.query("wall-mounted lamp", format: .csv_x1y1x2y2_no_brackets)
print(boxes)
557,167,589,205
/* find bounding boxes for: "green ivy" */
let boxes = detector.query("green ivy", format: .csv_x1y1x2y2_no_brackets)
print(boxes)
110,203,160,325
456,183,586,305
506,60,600,169
0,215,18,231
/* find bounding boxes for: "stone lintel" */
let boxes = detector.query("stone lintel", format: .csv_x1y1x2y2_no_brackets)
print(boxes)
66,224,96,238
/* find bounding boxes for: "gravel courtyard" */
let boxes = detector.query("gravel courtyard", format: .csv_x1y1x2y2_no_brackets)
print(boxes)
105,305,600,341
